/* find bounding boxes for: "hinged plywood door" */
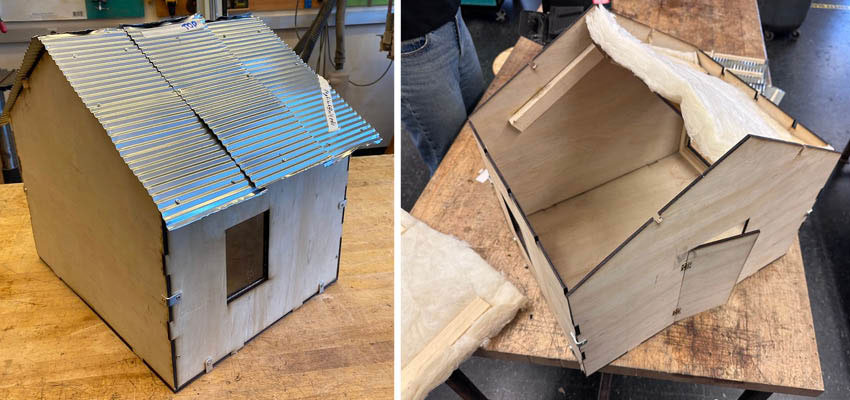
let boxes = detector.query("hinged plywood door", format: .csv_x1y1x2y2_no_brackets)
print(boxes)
675,230,760,321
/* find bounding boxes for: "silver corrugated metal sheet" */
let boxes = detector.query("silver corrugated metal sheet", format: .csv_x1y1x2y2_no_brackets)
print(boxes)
711,54,767,93
206,17,381,166
2,14,382,230
39,29,259,230
125,16,327,187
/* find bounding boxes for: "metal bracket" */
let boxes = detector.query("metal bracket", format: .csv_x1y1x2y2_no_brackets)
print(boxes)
164,290,182,306
318,281,326,294
338,199,347,210
204,356,214,373
570,331,587,348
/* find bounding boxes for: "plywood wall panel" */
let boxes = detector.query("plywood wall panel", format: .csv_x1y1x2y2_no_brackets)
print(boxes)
9,54,173,387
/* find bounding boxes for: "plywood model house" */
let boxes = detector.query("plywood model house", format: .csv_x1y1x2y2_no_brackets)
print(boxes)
468,7,839,375
1,15,380,390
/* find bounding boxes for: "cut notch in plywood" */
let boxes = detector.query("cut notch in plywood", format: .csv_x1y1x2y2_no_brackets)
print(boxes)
509,44,604,132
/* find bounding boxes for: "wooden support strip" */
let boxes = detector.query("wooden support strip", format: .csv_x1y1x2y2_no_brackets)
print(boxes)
679,126,709,173
402,297,492,394
508,44,604,132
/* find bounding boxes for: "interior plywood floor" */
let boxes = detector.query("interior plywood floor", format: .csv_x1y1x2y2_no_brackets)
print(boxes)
529,153,701,289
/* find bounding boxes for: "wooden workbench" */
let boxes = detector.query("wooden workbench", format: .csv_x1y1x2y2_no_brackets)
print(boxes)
0,155,393,398
613,0,767,61
411,1,823,396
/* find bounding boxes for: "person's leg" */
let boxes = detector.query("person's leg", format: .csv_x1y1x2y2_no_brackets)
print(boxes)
455,8,486,113
401,19,469,174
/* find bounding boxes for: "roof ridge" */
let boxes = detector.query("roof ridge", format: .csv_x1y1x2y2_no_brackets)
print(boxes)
122,15,259,191
124,15,325,188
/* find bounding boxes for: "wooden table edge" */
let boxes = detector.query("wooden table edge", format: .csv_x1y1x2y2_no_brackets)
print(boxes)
476,343,824,397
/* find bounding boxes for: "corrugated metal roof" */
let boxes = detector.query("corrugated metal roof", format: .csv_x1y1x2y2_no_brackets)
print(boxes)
206,17,381,167
2,14,382,230
125,15,332,187
37,29,259,230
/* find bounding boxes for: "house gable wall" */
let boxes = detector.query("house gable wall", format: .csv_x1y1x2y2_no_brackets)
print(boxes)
468,17,684,215
9,54,173,387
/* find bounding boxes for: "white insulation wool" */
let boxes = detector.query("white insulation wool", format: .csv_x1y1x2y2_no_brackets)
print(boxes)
401,211,526,400
586,6,805,162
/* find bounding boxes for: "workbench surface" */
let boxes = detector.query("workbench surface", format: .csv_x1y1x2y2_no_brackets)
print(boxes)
411,1,823,395
614,0,767,61
0,155,393,398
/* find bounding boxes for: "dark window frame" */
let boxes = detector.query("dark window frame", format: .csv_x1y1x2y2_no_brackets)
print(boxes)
225,210,270,303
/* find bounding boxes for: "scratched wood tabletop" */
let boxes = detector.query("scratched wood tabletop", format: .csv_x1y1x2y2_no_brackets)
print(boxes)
0,154,393,399
613,0,767,61
411,1,822,395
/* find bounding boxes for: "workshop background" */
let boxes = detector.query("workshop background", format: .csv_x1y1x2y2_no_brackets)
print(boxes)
401,0,850,399
0,0,394,184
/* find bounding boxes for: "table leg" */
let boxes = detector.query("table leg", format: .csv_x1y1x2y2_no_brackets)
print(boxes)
597,373,613,400
446,369,489,400
738,390,772,400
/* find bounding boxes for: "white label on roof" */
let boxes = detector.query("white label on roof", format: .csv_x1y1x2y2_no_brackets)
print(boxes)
318,75,339,133
138,20,202,38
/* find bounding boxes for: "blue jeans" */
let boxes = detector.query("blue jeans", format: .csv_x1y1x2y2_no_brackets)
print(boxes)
401,9,485,175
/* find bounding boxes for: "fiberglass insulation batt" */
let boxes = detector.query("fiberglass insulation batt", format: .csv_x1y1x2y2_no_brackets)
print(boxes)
401,211,526,400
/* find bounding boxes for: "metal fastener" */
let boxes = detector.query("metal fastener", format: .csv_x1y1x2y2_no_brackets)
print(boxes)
570,331,587,348
164,290,182,306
